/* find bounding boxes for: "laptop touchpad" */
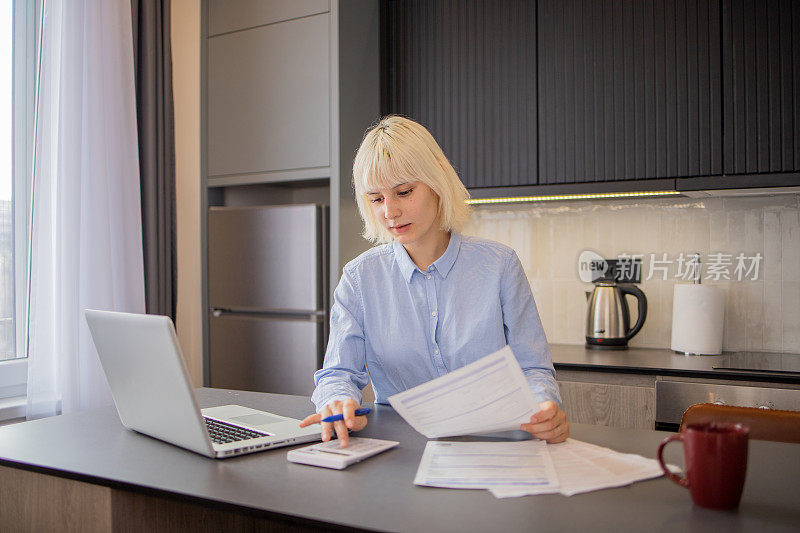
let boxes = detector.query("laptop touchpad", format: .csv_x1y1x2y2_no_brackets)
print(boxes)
229,413,284,427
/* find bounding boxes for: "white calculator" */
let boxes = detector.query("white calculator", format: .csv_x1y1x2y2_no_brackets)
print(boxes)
287,437,399,470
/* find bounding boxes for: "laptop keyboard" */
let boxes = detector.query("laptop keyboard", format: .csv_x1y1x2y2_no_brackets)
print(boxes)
204,417,269,444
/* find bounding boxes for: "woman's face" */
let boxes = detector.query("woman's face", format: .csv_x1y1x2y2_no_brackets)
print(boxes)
366,181,442,249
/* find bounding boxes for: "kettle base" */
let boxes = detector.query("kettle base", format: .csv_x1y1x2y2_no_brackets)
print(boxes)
585,337,629,350
585,343,629,350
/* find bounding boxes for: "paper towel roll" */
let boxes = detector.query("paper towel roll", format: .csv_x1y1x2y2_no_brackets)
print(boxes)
670,284,725,355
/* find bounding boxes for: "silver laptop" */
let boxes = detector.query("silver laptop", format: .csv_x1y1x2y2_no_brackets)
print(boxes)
85,309,320,458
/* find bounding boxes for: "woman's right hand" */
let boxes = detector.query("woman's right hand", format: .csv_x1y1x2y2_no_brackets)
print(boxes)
299,398,368,448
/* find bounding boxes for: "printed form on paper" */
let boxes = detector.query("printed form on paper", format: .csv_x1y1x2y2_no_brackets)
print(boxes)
490,439,672,498
388,345,539,438
414,440,559,491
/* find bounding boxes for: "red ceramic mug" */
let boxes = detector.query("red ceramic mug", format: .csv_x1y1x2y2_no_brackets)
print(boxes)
657,422,749,510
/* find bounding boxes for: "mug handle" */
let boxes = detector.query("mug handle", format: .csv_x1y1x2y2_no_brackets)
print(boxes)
657,434,689,488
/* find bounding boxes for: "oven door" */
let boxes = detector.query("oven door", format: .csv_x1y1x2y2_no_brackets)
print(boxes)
655,380,800,432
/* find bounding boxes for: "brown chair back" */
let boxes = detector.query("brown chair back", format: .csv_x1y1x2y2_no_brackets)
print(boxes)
680,403,800,444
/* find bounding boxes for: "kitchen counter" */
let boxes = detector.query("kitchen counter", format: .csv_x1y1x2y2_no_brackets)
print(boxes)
550,344,800,384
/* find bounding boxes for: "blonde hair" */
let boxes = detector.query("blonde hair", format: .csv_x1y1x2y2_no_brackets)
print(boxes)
352,116,471,244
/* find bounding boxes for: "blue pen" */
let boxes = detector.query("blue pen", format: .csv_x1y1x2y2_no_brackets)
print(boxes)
321,408,371,423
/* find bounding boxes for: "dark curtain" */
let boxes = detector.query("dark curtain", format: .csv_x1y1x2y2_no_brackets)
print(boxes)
131,0,176,320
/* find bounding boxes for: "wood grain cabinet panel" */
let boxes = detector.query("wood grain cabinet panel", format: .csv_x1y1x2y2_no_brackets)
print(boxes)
538,0,722,183
557,380,655,430
0,465,334,532
0,465,112,532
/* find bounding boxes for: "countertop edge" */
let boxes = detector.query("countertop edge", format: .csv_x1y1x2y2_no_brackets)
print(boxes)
553,361,800,384
549,344,800,384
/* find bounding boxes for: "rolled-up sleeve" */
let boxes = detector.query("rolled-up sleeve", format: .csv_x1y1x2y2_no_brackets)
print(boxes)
499,251,563,406
311,267,371,411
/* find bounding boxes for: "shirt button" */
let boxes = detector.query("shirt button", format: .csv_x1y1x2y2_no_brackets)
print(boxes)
434,348,440,355
431,311,437,317
426,274,431,279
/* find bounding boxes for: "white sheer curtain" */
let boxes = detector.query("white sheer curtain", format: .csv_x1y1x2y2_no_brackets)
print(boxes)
27,0,145,419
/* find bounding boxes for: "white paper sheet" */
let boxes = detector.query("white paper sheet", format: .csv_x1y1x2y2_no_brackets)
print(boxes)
388,346,539,438
414,440,559,490
489,439,669,498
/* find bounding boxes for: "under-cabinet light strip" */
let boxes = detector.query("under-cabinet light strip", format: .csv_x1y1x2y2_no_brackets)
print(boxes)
466,190,682,205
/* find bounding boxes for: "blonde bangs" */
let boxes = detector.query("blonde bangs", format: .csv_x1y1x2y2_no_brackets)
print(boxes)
355,133,431,195
357,150,405,196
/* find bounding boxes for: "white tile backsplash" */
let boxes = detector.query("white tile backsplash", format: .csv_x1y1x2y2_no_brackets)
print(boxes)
763,281,784,351
763,210,782,281
781,211,800,282
784,281,800,349
743,210,763,256
744,281,764,351
465,194,800,353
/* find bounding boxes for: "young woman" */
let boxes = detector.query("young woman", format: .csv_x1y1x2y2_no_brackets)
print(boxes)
300,116,568,446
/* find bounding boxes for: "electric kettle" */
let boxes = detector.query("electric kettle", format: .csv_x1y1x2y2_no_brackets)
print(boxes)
585,281,647,349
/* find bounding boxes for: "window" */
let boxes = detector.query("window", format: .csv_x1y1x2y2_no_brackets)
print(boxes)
0,0,36,409
2,0,14,360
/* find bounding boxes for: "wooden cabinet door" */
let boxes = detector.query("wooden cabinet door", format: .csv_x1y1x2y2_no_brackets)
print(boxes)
722,0,800,174
538,0,722,183
557,380,655,430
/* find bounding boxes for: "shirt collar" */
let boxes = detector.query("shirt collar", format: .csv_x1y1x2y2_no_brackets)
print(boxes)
392,240,418,283
432,232,461,279
392,232,462,283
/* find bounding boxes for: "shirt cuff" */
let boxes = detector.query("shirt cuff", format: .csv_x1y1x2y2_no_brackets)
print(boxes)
311,386,362,412
524,370,563,407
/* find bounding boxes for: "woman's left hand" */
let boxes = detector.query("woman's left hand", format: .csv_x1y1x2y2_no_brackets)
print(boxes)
519,401,569,443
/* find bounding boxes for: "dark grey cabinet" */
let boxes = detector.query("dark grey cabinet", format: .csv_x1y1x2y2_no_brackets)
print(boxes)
207,12,330,178
207,0,329,37
383,0,538,189
722,0,800,175
382,0,799,191
538,0,721,183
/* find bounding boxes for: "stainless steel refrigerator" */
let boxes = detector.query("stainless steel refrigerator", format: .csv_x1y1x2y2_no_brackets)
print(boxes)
207,204,328,395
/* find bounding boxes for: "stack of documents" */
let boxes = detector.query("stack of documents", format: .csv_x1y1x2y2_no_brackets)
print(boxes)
390,346,669,498
413,438,667,498
490,439,668,498
414,440,559,491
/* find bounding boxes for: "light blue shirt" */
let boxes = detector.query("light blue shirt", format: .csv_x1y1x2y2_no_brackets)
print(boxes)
311,232,562,410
